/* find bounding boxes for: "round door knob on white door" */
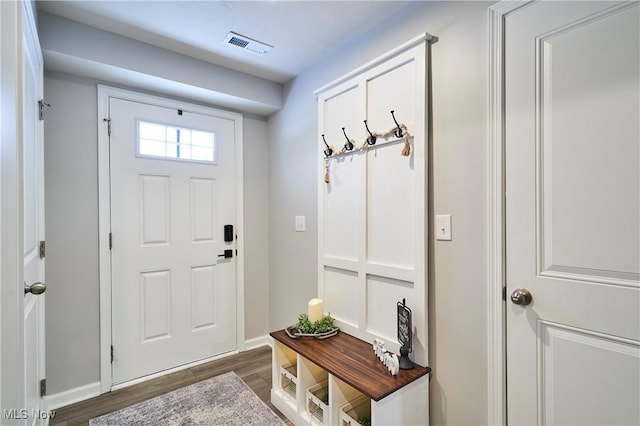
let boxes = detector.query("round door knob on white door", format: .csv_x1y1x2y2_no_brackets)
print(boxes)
24,282,46,295
510,288,532,306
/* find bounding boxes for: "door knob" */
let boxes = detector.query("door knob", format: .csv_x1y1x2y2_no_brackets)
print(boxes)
510,288,532,306
25,281,46,295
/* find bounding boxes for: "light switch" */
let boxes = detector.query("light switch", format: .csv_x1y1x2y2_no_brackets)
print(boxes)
435,214,452,241
295,216,306,232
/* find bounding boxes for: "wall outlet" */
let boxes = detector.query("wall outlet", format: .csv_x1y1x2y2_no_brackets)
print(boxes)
295,216,306,232
435,214,452,241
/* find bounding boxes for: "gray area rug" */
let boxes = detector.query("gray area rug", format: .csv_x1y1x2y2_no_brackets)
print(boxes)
90,372,285,425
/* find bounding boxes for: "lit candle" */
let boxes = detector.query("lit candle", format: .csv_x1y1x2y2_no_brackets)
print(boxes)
308,298,324,323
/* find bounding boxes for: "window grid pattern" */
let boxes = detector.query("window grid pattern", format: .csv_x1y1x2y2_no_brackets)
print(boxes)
137,120,216,163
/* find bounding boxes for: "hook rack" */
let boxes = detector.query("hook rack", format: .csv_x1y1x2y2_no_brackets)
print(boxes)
320,108,410,172
390,110,403,138
342,127,354,151
321,134,333,157
364,120,377,145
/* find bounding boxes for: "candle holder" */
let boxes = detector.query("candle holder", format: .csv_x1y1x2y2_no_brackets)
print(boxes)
285,313,339,339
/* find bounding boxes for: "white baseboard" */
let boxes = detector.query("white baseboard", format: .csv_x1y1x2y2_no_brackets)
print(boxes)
244,335,271,350
47,381,101,410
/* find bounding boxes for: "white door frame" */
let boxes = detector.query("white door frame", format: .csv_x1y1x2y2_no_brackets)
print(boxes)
97,85,245,393
0,0,24,414
486,2,534,425
1,0,44,416
22,0,46,421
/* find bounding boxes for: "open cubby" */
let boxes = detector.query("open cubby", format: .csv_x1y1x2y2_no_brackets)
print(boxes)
270,330,430,425
272,339,298,410
299,358,329,424
340,395,371,426
280,361,297,400
307,380,329,425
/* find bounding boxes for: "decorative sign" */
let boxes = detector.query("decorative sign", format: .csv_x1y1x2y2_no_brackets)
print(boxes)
397,299,412,349
397,299,414,369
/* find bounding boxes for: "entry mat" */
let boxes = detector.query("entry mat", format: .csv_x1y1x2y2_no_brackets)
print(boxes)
90,371,285,425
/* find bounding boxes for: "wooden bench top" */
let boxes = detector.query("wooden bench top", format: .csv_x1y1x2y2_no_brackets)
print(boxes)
270,329,431,401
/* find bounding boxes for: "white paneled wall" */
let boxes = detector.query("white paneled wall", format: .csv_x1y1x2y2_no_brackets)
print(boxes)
316,34,430,366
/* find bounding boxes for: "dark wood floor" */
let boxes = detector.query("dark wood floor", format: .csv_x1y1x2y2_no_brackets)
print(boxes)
50,345,292,426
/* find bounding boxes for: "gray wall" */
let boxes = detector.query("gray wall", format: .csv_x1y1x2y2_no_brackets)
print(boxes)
268,2,491,424
243,118,270,340
44,75,100,394
44,1,494,423
43,73,271,394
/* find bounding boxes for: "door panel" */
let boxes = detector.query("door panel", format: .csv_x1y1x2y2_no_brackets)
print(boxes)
540,323,639,425
110,98,237,384
538,3,639,283
505,2,640,424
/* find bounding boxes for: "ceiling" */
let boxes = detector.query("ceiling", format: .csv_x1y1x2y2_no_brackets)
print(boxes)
36,1,414,84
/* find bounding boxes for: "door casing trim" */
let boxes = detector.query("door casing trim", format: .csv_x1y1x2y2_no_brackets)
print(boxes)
487,2,534,424
97,85,245,393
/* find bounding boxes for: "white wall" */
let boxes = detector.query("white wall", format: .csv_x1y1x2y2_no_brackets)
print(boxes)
43,72,271,395
268,2,492,424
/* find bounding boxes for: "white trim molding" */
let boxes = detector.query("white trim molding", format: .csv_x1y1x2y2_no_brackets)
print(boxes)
487,2,534,425
244,335,271,350
96,86,112,395
47,382,101,411
96,85,245,394
314,32,435,95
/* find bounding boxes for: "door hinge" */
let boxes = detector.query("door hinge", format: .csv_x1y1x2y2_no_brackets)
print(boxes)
103,118,112,136
39,241,46,259
111,345,114,363
38,99,50,121
40,378,46,397
109,233,113,250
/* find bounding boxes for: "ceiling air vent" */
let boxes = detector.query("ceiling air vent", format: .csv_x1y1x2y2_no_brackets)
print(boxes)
224,31,272,54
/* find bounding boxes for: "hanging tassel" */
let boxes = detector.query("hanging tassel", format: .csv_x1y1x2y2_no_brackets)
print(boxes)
401,131,411,156
324,157,330,183
378,123,411,156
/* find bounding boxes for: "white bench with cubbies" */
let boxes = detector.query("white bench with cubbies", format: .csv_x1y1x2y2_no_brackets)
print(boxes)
271,329,430,426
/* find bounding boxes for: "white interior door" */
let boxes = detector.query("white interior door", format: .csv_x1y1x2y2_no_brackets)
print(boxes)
109,97,237,385
505,2,640,424
22,2,47,424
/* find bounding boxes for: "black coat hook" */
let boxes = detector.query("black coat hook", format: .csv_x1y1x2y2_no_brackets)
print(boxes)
322,134,333,157
390,110,403,138
342,127,354,151
364,120,377,145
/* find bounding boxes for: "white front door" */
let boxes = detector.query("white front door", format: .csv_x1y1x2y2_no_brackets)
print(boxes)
505,2,639,424
109,97,238,385
22,2,47,424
